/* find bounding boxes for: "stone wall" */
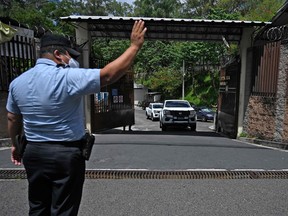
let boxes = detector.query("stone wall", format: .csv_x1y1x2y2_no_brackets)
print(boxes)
283,100,288,143
243,42,288,143
243,96,288,143
243,96,276,140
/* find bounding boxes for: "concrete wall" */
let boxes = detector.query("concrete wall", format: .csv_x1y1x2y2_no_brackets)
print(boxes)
134,84,148,106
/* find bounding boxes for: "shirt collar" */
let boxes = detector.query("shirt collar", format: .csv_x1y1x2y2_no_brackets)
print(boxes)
36,58,58,67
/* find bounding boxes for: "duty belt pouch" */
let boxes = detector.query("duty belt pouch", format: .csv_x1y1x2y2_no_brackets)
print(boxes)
82,132,95,161
15,134,28,157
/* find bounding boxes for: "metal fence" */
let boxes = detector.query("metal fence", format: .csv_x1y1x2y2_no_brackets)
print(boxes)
0,35,36,91
251,41,281,97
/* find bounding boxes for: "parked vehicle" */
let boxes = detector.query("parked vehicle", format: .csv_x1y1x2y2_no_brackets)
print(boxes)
196,107,215,122
146,103,163,121
159,100,197,131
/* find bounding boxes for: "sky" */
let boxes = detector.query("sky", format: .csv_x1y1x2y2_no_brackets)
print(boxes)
117,0,134,5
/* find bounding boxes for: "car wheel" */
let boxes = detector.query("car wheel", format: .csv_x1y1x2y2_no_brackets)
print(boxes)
161,124,167,131
201,116,207,122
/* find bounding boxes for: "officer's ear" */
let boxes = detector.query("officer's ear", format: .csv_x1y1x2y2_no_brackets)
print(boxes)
53,49,63,61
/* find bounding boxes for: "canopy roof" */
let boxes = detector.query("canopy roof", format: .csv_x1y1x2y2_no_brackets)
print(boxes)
61,16,269,43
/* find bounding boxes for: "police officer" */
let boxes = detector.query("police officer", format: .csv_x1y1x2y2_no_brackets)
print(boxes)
7,20,146,216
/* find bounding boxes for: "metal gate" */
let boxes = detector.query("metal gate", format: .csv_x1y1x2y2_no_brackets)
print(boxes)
216,57,241,138
0,34,36,91
0,25,36,139
90,59,135,132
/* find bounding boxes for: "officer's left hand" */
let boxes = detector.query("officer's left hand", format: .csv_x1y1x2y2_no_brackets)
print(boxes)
11,146,22,165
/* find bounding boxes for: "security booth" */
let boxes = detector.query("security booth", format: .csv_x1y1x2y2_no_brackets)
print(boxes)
60,16,268,135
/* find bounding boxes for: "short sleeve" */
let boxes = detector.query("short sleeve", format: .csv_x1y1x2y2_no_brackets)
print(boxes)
66,68,101,96
6,84,21,114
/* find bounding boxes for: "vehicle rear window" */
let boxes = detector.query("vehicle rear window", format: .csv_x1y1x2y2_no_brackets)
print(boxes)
153,104,163,108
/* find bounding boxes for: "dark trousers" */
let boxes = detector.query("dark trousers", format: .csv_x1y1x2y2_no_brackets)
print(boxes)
23,142,85,216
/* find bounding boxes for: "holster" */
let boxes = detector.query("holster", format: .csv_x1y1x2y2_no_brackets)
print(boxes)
14,134,28,157
81,132,95,161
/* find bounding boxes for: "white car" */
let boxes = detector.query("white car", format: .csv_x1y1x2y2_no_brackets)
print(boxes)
159,100,197,131
145,103,163,121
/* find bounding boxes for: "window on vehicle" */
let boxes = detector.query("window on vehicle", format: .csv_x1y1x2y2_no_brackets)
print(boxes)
153,104,163,108
201,108,213,112
166,101,190,108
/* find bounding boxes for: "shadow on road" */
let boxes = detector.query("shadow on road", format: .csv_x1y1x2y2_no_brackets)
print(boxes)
95,128,223,137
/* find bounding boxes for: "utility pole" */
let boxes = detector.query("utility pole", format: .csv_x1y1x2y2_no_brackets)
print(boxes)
182,60,185,100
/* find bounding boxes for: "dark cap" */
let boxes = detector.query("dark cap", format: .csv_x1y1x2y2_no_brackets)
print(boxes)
40,34,80,57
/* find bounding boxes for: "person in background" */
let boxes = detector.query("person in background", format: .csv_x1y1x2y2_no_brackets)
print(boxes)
6,20,146,216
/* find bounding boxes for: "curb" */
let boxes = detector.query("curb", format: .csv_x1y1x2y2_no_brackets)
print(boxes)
238,137,288,150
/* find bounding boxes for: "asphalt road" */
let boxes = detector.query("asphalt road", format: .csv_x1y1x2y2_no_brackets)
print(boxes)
1,107,288,215
85,107,288,170
2,179,288,216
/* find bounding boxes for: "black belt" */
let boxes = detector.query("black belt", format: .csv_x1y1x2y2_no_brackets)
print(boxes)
28,140,84,147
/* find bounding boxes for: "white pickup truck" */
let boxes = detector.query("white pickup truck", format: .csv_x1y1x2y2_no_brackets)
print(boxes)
159,99,197,131
145,103,163,121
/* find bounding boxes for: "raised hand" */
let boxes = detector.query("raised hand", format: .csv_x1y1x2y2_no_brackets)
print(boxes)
130,20,147,50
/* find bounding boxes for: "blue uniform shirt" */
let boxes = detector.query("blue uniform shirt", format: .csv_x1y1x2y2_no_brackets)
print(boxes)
6,58,101,142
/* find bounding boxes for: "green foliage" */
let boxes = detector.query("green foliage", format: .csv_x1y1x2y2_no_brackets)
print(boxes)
241,0,286,21
181,0,219,18
239,132,248,137
142,67,182,100
0,0,133,34
1,0,286,107
133,0,182,17
7,1,55,29
207,7,240,20
215,0,286,21
106,0,134,16
92,39,130,61
185,71,219,106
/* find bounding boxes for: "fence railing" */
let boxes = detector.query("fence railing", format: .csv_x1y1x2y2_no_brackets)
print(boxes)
251,41,281,97
0,35,36,91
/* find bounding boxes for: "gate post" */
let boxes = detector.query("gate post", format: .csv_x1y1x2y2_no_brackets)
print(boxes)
237,27,254,137
75,22,92,131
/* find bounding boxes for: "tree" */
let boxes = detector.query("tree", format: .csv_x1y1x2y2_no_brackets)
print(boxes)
143,67,183,99
181,0,219,18
215,0,285,21
2,0,286,104
133,0,182,17
106,0,134,16
241,0,286,21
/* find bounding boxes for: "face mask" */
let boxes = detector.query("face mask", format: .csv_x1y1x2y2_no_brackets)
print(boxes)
61,54,80,68
68,58,80,68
